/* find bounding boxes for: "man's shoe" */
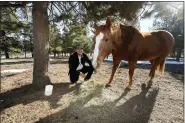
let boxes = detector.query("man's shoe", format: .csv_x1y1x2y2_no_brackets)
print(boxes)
70,82,76,84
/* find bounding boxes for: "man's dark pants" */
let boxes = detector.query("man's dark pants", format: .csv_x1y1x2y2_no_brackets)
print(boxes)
69,66,93,83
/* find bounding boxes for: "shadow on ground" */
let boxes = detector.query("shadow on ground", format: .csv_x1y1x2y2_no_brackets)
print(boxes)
118,62,184,82
0,59,69,65
37,84,159,123
1,60,33,65
0,82,82,112
1,73,18,78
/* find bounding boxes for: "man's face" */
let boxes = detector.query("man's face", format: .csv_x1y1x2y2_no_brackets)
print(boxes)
76,48,83,55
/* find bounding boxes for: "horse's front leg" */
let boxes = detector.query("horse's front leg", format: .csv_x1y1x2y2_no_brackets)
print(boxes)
127,61,137,89
105,60,121,87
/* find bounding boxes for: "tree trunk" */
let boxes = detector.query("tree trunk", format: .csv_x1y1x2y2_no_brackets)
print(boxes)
0,7,1,93
24,46,26,58
176,48,182,61
4,44,9,58
30,47,33,58
4,48,9,58
31,47,33,58
54,52,56,57
32,2,51,88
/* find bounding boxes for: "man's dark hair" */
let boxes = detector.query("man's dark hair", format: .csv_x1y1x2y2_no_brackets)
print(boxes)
74,44,83,49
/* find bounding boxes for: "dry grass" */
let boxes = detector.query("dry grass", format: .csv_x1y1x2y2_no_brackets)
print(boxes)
0,58,184,123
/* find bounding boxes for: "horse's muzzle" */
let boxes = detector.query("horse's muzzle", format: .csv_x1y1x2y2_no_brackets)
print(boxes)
93,60,101,70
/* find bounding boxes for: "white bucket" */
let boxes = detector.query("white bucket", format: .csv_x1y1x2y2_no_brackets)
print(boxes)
44,85,53,96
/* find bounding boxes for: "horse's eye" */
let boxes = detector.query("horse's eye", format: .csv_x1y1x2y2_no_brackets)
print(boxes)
105,38,108,42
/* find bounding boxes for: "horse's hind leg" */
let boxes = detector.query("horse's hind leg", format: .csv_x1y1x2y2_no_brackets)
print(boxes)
149,59,159,76
149,57,163,86
105,59,121,87
149,59,154,77
127,60,137,89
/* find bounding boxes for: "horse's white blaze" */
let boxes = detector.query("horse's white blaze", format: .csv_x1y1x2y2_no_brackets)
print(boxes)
92,32,104,68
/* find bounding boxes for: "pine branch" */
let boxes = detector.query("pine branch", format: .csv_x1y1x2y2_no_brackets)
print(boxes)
0,2,28,8
141,4,153,18
132,3,148,24
53,2,63,13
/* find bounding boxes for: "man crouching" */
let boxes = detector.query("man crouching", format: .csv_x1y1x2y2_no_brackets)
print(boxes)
68,45,94,84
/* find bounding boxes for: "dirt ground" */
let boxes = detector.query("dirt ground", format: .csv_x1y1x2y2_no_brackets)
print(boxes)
0,58,184,123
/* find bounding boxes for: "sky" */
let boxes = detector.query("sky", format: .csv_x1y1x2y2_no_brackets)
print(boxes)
140,18,154,32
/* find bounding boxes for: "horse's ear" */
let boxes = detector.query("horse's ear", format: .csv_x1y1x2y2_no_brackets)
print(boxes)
106,16,111,28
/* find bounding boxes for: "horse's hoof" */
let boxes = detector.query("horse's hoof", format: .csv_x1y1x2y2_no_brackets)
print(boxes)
126,85,131,90
105,84,111,88
125,87,131,91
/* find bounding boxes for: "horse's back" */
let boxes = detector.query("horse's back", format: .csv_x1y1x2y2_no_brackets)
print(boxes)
151,30,175,51
138,30,175,60
142,30,175,50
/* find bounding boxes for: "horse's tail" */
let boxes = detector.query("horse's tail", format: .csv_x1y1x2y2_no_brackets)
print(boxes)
158,59,166,74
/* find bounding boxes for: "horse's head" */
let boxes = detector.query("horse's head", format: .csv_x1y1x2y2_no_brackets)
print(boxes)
92,17,113,70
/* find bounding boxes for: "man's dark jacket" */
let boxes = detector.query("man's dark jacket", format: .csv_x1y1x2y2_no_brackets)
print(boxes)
68,52,93,74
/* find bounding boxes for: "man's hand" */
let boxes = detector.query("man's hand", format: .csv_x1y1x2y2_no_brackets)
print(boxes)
80,72,86,78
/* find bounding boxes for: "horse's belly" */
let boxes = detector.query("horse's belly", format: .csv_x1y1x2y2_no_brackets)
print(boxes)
138,56,158,61
138,49,162,61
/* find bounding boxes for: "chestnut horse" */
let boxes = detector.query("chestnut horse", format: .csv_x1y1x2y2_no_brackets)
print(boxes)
92,17,175,89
